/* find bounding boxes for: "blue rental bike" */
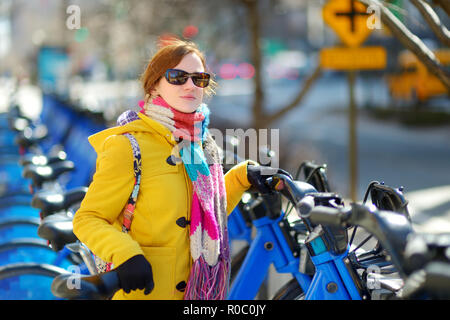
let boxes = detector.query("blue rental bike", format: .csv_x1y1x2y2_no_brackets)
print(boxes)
0,94,106,299
296,198,450,300
270,176,411,300
227,160,331,286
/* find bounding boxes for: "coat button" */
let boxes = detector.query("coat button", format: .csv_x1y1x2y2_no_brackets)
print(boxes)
166,155,176,166
166,155,181,166
176,281,187,292
176,217,190,228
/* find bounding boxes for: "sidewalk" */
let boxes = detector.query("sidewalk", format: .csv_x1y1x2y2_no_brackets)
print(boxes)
406,184,450,233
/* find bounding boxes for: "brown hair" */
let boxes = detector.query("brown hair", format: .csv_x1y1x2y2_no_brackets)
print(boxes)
140,39,217,99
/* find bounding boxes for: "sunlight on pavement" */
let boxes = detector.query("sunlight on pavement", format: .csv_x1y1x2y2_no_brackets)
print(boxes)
405,185,450,233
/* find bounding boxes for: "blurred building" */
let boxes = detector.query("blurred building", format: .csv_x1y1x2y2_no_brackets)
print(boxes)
1,0,448,85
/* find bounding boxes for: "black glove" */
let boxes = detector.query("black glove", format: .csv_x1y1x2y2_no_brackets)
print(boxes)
115,254,154,295
247,164,293,194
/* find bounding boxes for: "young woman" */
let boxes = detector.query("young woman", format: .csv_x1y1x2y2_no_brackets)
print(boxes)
73,40,285,300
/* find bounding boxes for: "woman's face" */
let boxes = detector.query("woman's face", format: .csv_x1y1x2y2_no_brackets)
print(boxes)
153,52,205,113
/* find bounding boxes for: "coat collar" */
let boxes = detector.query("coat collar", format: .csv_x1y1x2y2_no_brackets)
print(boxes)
88,112,177,153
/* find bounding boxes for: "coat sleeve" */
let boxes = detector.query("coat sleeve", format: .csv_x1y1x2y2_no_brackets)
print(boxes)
224,160,258,215
73,134,144,268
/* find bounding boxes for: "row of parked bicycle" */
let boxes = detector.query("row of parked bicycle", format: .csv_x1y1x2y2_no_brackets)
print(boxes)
0,87,449,300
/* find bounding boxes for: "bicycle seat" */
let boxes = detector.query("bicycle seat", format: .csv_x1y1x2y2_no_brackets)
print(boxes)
19,151,67,166
37,213,77,252
22,160,75,188
14,124,48,148
369,182,410,221
299,161,331,193
31,186,88,218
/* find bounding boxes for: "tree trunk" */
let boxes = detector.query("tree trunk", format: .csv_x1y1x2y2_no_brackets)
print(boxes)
242,0,266,130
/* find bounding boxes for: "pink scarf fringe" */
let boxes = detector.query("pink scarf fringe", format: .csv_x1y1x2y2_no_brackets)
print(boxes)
184,254,230,300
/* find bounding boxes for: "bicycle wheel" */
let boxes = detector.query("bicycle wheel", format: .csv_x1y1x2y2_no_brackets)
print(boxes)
272,278,305,300
0,238,79,268
0,217,40,240
0,205,40,219
0,197,34,208
0,262,69,300
343,182,411,299
230,244,250,285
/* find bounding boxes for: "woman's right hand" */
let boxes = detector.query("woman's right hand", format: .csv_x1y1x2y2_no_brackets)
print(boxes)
247,164,293,194
115,254,154,295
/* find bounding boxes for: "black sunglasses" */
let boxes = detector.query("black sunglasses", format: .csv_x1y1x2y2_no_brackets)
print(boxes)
164,69,210,88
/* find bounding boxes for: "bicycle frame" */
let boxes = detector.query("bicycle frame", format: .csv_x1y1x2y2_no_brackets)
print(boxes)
228,205,252,245
229,172,371,300
304,245,361,300
228,211,312,300
227,211,363,300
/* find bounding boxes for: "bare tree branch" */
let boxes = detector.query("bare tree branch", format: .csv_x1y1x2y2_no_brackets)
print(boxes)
359,0,450,93
264,65,322,126
410,0,450,47
432,0,450,17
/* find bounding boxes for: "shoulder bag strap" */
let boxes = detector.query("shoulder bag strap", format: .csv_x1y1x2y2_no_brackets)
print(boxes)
121,133,141,233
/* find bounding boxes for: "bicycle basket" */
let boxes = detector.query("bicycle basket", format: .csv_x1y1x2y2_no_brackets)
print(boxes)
366,182,410,221
298,161,330,193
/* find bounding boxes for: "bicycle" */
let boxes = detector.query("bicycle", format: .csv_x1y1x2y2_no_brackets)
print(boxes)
0,187,96,299
228,161,331,285
50,173,407,300
270,176,412,300
296,199,450,300
0,239,97,300
0,95,105,299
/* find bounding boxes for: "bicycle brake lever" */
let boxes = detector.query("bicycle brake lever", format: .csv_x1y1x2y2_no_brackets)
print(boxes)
265,176,284,191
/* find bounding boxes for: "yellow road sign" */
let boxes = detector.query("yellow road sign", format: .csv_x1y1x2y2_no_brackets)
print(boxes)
320,46,387,70
323,0,373,47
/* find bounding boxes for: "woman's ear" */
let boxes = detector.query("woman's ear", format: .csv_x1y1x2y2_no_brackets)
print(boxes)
148,89,159,101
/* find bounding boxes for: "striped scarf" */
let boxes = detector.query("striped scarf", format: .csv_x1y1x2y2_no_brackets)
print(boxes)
117,96,230,300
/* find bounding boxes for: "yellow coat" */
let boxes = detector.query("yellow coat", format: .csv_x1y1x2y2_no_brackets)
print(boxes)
73,112,253,300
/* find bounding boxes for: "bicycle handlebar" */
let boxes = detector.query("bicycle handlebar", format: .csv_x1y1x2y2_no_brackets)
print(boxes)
304,203,414,277
51,270,120,300
266,173,317,206
299,200,350,227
